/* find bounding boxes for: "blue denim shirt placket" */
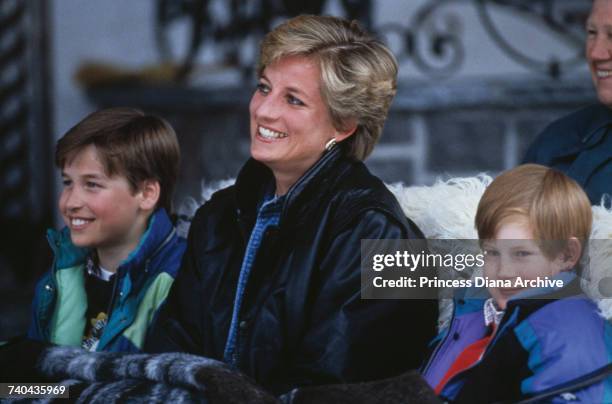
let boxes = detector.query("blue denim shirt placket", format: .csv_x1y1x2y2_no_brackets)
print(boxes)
223,194,284,367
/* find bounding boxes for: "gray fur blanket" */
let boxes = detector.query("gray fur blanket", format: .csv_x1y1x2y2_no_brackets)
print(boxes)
6,346,277,404
2,346,439,404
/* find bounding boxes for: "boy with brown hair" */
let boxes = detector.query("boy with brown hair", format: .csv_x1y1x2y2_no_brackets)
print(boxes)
27,107,186,352
422,164,612,403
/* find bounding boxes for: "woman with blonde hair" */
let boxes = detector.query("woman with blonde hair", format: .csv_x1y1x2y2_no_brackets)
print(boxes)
147,15,437,394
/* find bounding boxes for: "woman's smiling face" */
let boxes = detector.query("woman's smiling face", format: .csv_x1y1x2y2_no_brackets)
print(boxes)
249,55,351,194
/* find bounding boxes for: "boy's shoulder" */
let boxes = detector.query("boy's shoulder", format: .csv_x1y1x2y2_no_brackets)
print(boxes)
516,296,605,347
535,104,612,150
528,296,601,322
134,209,186,276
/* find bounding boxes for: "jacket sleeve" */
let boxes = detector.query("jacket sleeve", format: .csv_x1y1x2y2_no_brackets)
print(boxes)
275,209,438,393
510,305,611,403
144,206,210,355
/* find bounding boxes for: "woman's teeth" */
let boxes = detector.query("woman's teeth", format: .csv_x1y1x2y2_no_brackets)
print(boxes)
259,126,288,139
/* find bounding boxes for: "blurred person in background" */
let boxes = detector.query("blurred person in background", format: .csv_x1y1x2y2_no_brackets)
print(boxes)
524,0,612,204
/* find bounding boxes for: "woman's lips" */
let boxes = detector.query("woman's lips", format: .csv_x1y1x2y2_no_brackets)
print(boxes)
257,125,288,140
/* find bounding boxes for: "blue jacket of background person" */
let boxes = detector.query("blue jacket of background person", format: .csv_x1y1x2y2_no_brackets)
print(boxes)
523,103,612,204
421,276,612,403
27,208,186,352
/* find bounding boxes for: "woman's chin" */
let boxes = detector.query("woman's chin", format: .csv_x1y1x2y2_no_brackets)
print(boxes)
251,148,273,164
250,142,282,163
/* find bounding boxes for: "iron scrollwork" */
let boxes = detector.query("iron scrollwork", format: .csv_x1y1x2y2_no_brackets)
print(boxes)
475,0,588,78
154,0,590,81
155,0,371,81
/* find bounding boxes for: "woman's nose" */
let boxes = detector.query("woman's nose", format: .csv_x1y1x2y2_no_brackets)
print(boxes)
588,36,612,62
253,93,281,122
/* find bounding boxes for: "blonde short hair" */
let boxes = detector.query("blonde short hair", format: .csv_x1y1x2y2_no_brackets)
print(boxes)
475,164,592,259
258,15,398,161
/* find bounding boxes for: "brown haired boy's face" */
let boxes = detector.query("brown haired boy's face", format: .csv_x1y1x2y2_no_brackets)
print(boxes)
59,145,148,263
482,216,568,309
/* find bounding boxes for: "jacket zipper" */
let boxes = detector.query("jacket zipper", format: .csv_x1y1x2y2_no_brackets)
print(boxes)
39,232,61,340
422,303,457,375
99,227,177,350
437,306,520,396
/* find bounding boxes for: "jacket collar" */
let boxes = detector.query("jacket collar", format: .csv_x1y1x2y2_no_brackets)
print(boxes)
504,273,584,317
579,103,612,146
456,272,584,320
548,104,612,158
48,208,175,282
234,145,346,229
119,208,176,280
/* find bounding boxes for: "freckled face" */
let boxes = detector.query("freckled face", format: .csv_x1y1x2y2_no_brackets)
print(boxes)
249,55,342,188
586,0,612,107
483,216,566,309
59,145,147,256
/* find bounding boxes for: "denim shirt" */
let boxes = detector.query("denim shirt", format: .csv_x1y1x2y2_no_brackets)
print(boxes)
223,192,284,366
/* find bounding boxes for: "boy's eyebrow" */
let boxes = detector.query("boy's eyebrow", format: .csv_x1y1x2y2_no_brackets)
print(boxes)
81,173,108,181
61,171,107,180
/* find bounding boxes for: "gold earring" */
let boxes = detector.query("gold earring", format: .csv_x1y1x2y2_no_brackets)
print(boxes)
325,138,337,151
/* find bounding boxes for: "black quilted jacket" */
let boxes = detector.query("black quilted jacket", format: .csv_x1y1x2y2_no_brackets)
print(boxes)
146,145,438,395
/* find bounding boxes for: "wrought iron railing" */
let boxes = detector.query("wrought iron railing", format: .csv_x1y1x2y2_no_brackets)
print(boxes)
154,0,590,81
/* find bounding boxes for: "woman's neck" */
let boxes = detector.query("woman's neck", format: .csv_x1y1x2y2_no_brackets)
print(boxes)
273,171,300,196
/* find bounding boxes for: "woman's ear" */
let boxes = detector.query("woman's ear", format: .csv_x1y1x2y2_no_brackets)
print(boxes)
334,118,358,142
560,237,582,270
138,180,161,211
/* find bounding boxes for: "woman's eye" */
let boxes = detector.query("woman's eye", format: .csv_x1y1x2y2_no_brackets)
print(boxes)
62,179,72,187
484,249,499,257
85,181,100,189
587,28,596,36
256,82,270,95
287,94,304,106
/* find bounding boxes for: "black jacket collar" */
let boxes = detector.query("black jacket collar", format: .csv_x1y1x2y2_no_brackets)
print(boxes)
505,276,584,322
234,146,346,229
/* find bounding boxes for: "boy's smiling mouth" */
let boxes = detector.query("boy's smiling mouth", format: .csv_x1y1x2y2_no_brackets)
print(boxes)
70,217,94,229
